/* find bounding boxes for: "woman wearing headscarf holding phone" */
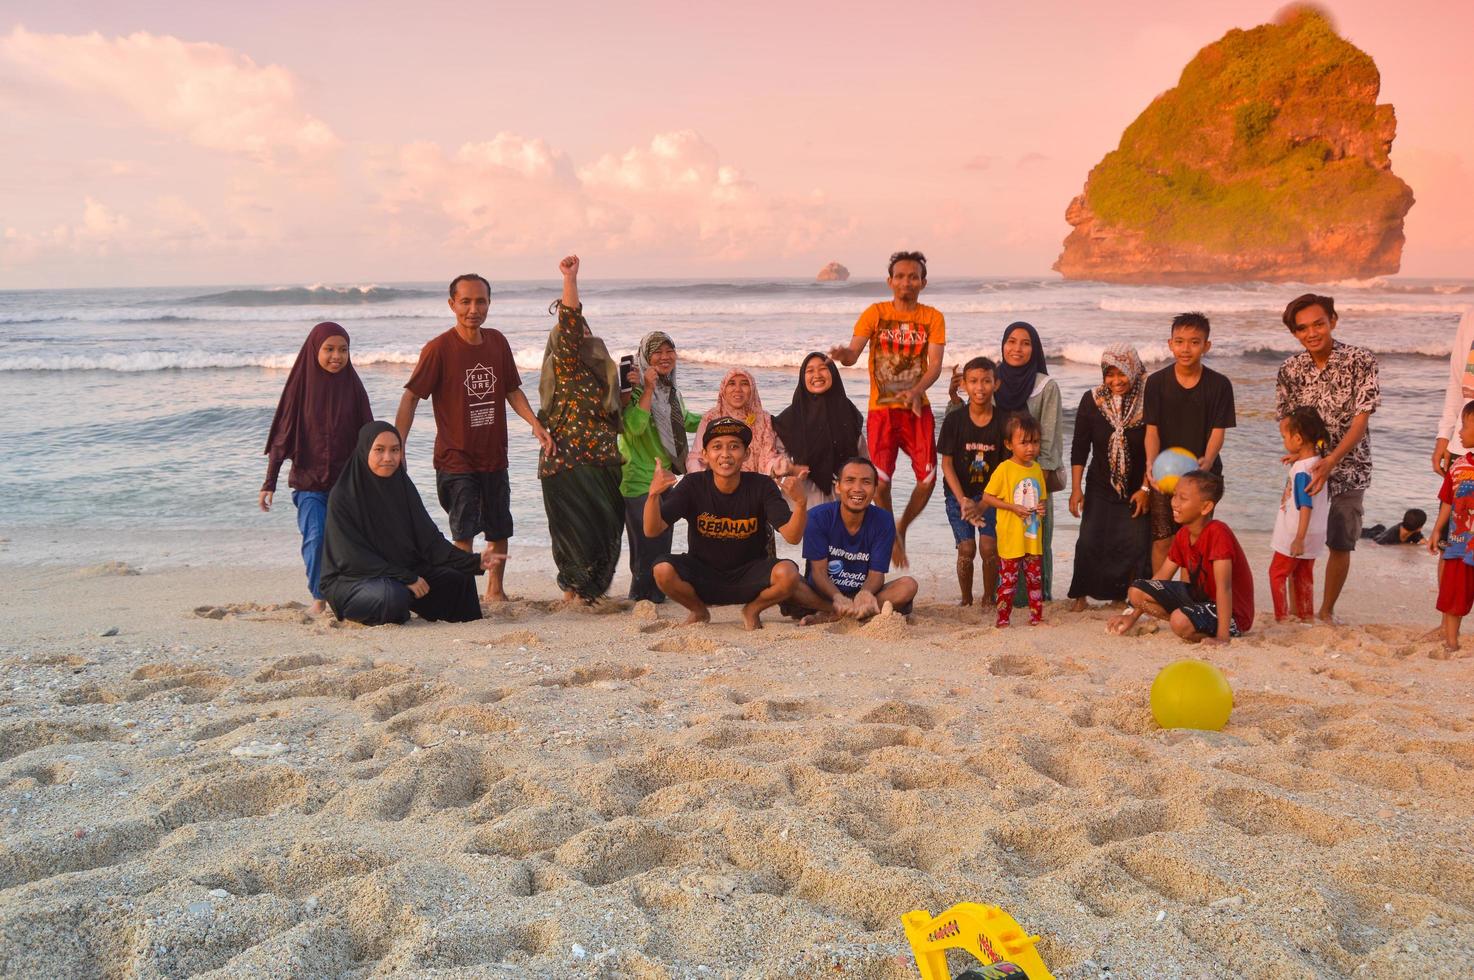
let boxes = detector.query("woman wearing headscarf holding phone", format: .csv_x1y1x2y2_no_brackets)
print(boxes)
537,256,625,603
619,329,701,602
259,321,373,615
996,321,1064,604
1067,344,1152,609
319,422,502,625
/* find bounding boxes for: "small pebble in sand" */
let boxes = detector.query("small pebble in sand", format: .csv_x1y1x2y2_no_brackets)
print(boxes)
208,889,229,898
100,627,119,637
229,741,288,759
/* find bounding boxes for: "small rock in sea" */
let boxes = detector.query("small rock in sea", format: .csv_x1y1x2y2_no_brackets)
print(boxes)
100,627,120,637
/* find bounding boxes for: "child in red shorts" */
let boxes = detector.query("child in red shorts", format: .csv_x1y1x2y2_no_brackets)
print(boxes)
1431,401,1474,653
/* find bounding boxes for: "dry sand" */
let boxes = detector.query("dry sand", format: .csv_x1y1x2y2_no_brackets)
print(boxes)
1,535,1471,979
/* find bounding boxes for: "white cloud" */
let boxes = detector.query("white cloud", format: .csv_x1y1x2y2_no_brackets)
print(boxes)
0,26,338,160
373,129,849,263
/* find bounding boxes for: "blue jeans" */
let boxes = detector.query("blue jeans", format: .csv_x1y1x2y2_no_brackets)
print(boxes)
943,489,996,545
292,490,328,600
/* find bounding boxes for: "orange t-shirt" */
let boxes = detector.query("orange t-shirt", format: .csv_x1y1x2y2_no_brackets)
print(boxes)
853,302,946,411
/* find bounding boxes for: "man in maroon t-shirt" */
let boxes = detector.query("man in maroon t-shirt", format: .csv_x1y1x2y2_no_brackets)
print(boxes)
1107,469,1254,643
396,273,555,601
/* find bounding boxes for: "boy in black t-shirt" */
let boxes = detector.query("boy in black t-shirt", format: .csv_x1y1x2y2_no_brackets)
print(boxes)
937,356,1004,605
646,417,809,630
1142,312,1236,572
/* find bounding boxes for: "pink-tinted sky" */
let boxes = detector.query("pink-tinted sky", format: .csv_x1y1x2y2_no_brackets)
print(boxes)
1,0,1469,287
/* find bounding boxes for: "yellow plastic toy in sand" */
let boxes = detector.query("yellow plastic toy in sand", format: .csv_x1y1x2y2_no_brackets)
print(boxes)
902,902,1054,980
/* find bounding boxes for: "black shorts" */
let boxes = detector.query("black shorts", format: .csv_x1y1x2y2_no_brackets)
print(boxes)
661,554,789,606
436,470,513,543
1131,578,1242,638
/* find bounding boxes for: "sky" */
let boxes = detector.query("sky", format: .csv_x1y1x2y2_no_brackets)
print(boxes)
0,0,1470,288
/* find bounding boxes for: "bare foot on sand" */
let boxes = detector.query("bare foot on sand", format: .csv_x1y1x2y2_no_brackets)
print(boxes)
891,536,909,570
1069,598,1087,613
683,608,711,627
484,591,510,604
309,599,329,617
1316,611,1342,627
741,603,766,631
957,597,974,607
800,611,838,627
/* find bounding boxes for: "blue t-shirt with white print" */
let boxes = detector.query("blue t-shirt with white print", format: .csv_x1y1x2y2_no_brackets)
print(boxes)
802,502,894,596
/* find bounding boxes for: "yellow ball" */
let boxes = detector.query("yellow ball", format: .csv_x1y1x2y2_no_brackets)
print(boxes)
1154,446,1198,495
1150,659,1233,731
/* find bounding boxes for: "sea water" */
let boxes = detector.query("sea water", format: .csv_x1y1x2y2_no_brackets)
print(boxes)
0,277,1467,578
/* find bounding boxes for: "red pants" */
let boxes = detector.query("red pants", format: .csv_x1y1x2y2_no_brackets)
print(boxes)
1437,558,1474,616
998,555,1042,626
1268,551,1315,621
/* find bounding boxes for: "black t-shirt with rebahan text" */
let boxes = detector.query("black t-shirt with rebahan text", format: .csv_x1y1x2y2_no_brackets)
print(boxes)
1142,364,1236,473
659,470,791,571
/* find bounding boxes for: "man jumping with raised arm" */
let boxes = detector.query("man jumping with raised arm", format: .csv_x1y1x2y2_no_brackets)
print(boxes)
829,250,945,568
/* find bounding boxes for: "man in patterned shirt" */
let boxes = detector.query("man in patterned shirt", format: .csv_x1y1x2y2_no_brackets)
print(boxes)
1275,293,1381,623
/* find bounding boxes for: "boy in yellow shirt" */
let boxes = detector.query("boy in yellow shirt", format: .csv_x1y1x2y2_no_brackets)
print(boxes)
983,415,1048,627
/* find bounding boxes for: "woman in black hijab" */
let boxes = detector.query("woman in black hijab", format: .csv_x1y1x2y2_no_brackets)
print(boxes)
774,352,866,505
996,321,1064,603
320,421,500,625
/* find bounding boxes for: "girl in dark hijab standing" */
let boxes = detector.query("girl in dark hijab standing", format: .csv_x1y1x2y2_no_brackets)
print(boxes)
774,352,866,505
319,422,500,625
997,322,1064,603
260,321,373,614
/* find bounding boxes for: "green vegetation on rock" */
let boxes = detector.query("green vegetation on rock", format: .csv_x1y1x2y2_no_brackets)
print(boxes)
1057,6,1414,282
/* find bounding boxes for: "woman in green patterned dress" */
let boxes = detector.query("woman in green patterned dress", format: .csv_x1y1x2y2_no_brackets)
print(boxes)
537,255,626,602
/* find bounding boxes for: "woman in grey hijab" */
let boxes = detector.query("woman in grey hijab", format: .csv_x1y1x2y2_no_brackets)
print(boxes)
618,329,701,602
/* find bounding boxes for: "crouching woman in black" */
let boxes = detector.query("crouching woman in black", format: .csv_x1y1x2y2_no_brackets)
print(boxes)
320,421,502,624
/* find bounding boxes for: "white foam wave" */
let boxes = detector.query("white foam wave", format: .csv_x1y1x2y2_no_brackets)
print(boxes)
1099,296,1468,316
0,348,426,373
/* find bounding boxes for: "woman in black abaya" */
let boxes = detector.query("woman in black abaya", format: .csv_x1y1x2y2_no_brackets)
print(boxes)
320,421,500,625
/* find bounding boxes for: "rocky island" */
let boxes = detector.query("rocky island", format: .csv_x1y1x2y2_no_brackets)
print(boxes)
816,262,850,282
1055,6,1414,284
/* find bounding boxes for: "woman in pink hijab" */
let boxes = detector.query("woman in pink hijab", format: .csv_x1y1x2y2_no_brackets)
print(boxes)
688,368,791,477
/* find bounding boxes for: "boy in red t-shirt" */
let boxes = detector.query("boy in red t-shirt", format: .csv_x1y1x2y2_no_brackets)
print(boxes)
1108,470,1255,644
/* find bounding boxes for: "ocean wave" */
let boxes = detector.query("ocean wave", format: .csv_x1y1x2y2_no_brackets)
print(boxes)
0,348,425,373
1099,296,1470,316
181,284,438,306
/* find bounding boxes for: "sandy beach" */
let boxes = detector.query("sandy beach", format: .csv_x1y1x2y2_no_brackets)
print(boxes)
0,531,1470,979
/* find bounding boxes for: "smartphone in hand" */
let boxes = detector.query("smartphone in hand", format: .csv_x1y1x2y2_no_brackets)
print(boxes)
619,354,635,392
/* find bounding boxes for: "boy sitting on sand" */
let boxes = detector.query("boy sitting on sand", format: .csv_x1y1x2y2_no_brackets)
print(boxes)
1107,470,1255,644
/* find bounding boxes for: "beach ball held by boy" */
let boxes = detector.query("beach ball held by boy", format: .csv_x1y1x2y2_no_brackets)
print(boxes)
1153,447,1199,494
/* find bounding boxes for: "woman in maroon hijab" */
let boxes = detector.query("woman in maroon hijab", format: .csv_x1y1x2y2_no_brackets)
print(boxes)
260,321,374,613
